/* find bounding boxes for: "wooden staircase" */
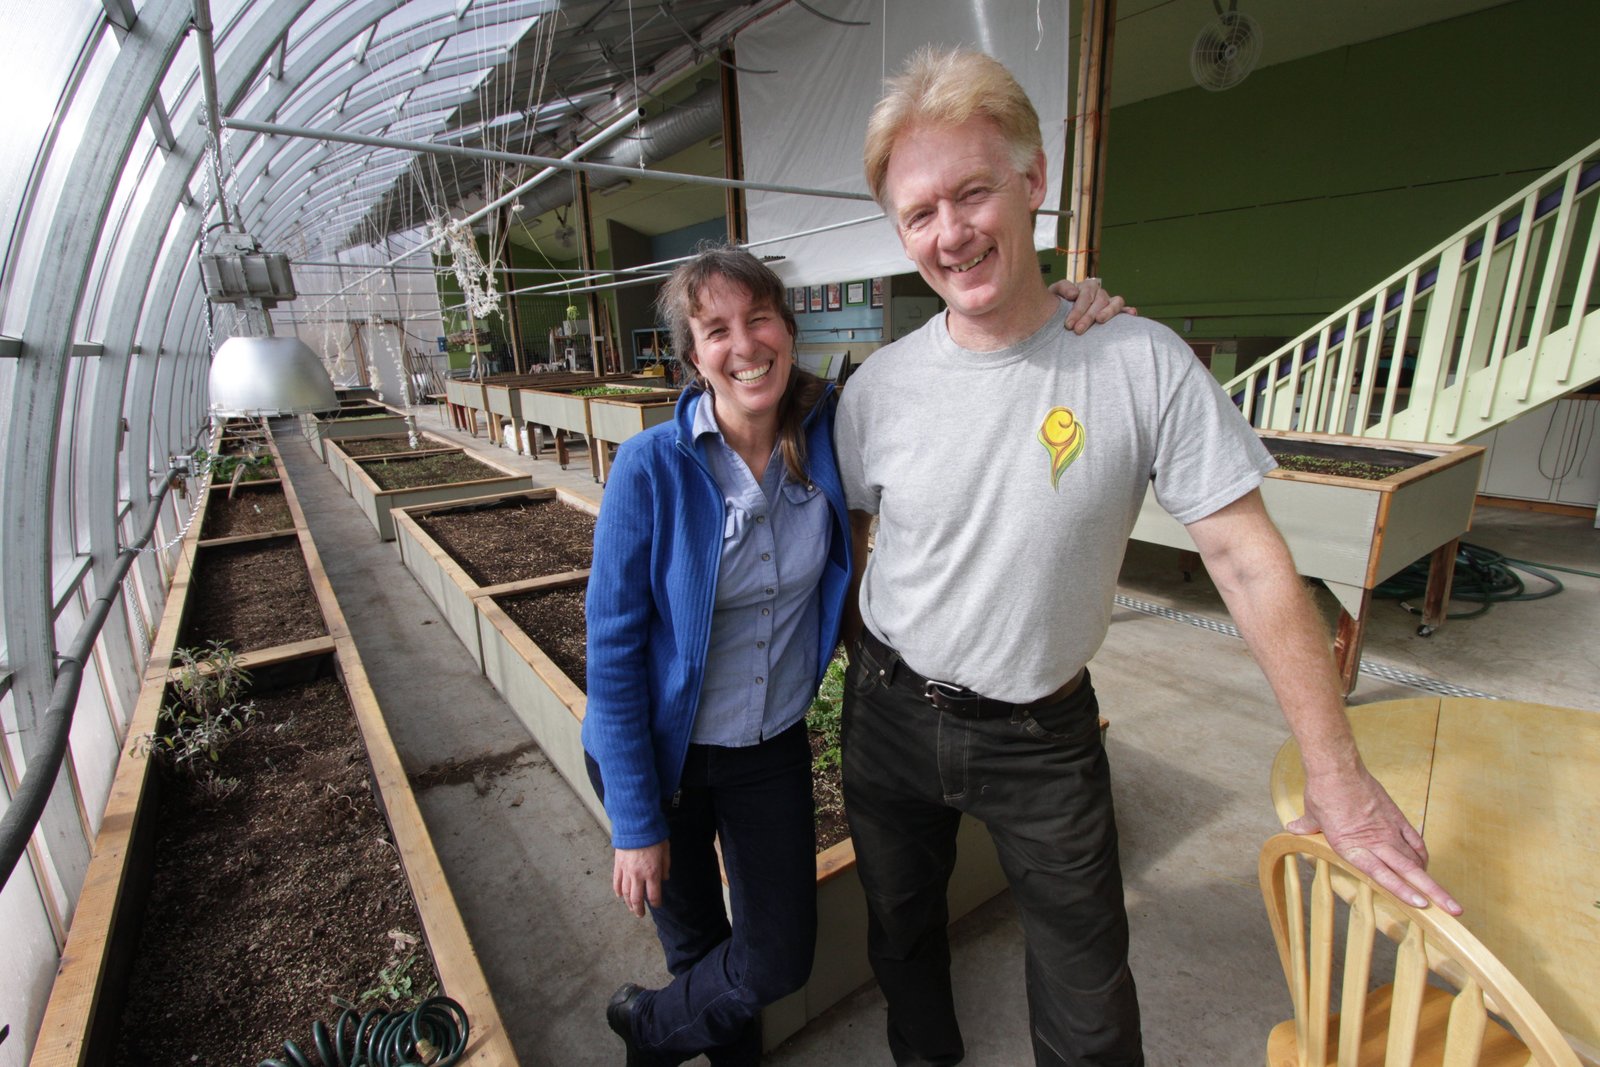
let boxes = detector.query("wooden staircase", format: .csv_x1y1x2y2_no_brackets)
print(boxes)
1227,138,1600,447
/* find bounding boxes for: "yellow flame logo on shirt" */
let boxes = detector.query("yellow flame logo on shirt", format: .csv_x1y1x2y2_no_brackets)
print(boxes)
1037,406,1086,489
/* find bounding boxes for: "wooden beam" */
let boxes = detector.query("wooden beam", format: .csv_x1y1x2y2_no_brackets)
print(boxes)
500,206,526,374
1065,0,1117,282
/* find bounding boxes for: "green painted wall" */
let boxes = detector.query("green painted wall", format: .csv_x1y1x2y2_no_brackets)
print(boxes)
1089,0,1600,346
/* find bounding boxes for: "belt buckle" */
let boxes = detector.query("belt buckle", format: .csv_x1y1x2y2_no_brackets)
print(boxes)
923,678,969,712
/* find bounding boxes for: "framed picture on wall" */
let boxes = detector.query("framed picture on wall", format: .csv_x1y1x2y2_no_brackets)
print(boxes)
826,284,842,311
809,285,824,312
845,281,866,306
790,288,805,313
870,277,884,308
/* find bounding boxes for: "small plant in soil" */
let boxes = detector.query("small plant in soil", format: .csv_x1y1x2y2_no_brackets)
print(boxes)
197,445,274,486
136,642,259,780
359,932,436,1009
807,654,849,850
1273,453,1403,481
572,385,652,397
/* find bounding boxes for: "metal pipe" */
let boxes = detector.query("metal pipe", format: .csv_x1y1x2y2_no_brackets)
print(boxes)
191,0,232,230
499,211,893,300
0,443,191,889
291,108,644,316
224,116,877,205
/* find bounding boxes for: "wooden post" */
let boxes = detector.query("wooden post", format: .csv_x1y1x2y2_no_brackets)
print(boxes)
575,171,614,379
1066,0,1117,282
350,320,371,387
501,206,526,374
720,49,747,245
1332,590,1372,697
1419,537,1459,636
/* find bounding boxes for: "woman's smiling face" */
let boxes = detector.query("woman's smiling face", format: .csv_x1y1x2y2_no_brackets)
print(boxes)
686,275,796,434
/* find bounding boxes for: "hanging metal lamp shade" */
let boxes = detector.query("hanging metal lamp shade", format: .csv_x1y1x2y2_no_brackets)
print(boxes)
208,335,339,417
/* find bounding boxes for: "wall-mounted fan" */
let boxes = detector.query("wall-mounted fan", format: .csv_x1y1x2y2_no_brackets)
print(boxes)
1191,0,1262,92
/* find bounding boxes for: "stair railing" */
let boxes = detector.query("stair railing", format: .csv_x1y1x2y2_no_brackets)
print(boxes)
1227,137,1600,442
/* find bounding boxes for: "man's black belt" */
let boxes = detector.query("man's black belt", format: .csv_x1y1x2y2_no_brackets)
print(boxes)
857,627,1084,721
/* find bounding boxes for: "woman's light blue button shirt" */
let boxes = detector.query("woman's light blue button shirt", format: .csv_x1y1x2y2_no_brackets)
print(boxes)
689,396,830,747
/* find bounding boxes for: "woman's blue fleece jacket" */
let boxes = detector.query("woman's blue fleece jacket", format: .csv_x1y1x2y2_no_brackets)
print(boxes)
582,385,851,849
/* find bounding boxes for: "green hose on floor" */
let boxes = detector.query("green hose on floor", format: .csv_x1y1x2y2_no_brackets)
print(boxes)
259,996,468,1067
1373,542,1592,623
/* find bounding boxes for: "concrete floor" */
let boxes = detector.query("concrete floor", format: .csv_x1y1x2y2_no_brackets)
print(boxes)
273,406,1598,1067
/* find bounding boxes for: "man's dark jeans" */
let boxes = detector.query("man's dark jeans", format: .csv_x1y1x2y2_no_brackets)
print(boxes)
587,720,816,1065
841,636,1144,1066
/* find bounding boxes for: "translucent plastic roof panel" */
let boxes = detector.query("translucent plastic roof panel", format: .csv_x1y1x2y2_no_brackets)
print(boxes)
376,0,460,41
433,18,531,66
157,34,202,138
0,0,102,313
1,22,119,336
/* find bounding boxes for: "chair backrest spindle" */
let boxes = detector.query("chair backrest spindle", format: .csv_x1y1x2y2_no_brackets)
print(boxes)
1258,833,1580,1067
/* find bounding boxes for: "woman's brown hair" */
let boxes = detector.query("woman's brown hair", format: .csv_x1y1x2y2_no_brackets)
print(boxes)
656,246,829,485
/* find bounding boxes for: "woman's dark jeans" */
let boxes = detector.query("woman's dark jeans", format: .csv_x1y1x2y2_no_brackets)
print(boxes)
587,720,816,1065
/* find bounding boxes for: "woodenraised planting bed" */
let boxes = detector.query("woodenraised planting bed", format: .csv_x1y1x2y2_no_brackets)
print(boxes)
324,431,457,493
392,487,600,669
301,405,410,462
473,578,1007,1052
586,390,679,483
30,424,516,1066
345,449,530,541
445,372,643,447
1130,428,1486,692
517,381,657,478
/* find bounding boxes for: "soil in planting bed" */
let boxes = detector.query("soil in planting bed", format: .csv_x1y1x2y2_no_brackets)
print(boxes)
416,497,596,585
363,452,506,491
1262,437,1425,481
497,584,853,851
326,406,391,420
112,665,435,1067
181,538,326,651
497,585,588,692
1272,453,1406,481
338,435,437,458
201,487,294,539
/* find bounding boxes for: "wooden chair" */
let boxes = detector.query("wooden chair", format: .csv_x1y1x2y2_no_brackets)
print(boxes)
1258,832,1579,1067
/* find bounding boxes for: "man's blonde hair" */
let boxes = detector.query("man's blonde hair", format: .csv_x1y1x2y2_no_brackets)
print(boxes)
863,46,1043,208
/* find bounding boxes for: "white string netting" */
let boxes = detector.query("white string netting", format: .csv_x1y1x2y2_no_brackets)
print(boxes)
428,216,501,319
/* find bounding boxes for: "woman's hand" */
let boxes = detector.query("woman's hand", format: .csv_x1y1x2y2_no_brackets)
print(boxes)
1050,277,1137,335
613,841,671,918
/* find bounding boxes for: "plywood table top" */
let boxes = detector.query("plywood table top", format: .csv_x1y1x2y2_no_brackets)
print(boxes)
1271,697,1600,1064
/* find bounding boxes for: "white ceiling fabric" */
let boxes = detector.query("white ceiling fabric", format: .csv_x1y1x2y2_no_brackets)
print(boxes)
736,0,1069,288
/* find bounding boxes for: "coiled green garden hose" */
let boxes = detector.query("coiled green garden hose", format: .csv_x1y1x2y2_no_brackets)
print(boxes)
259,995,468,1067
1372,542,1582,623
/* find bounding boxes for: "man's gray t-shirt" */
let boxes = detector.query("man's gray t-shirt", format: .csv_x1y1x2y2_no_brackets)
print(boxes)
834,302,1274,703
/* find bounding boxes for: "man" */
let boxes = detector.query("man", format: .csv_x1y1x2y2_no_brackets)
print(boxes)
833,47,1459,1067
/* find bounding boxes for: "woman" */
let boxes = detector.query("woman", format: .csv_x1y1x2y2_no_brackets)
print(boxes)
583,246,849,1066
583,247,1124,1066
